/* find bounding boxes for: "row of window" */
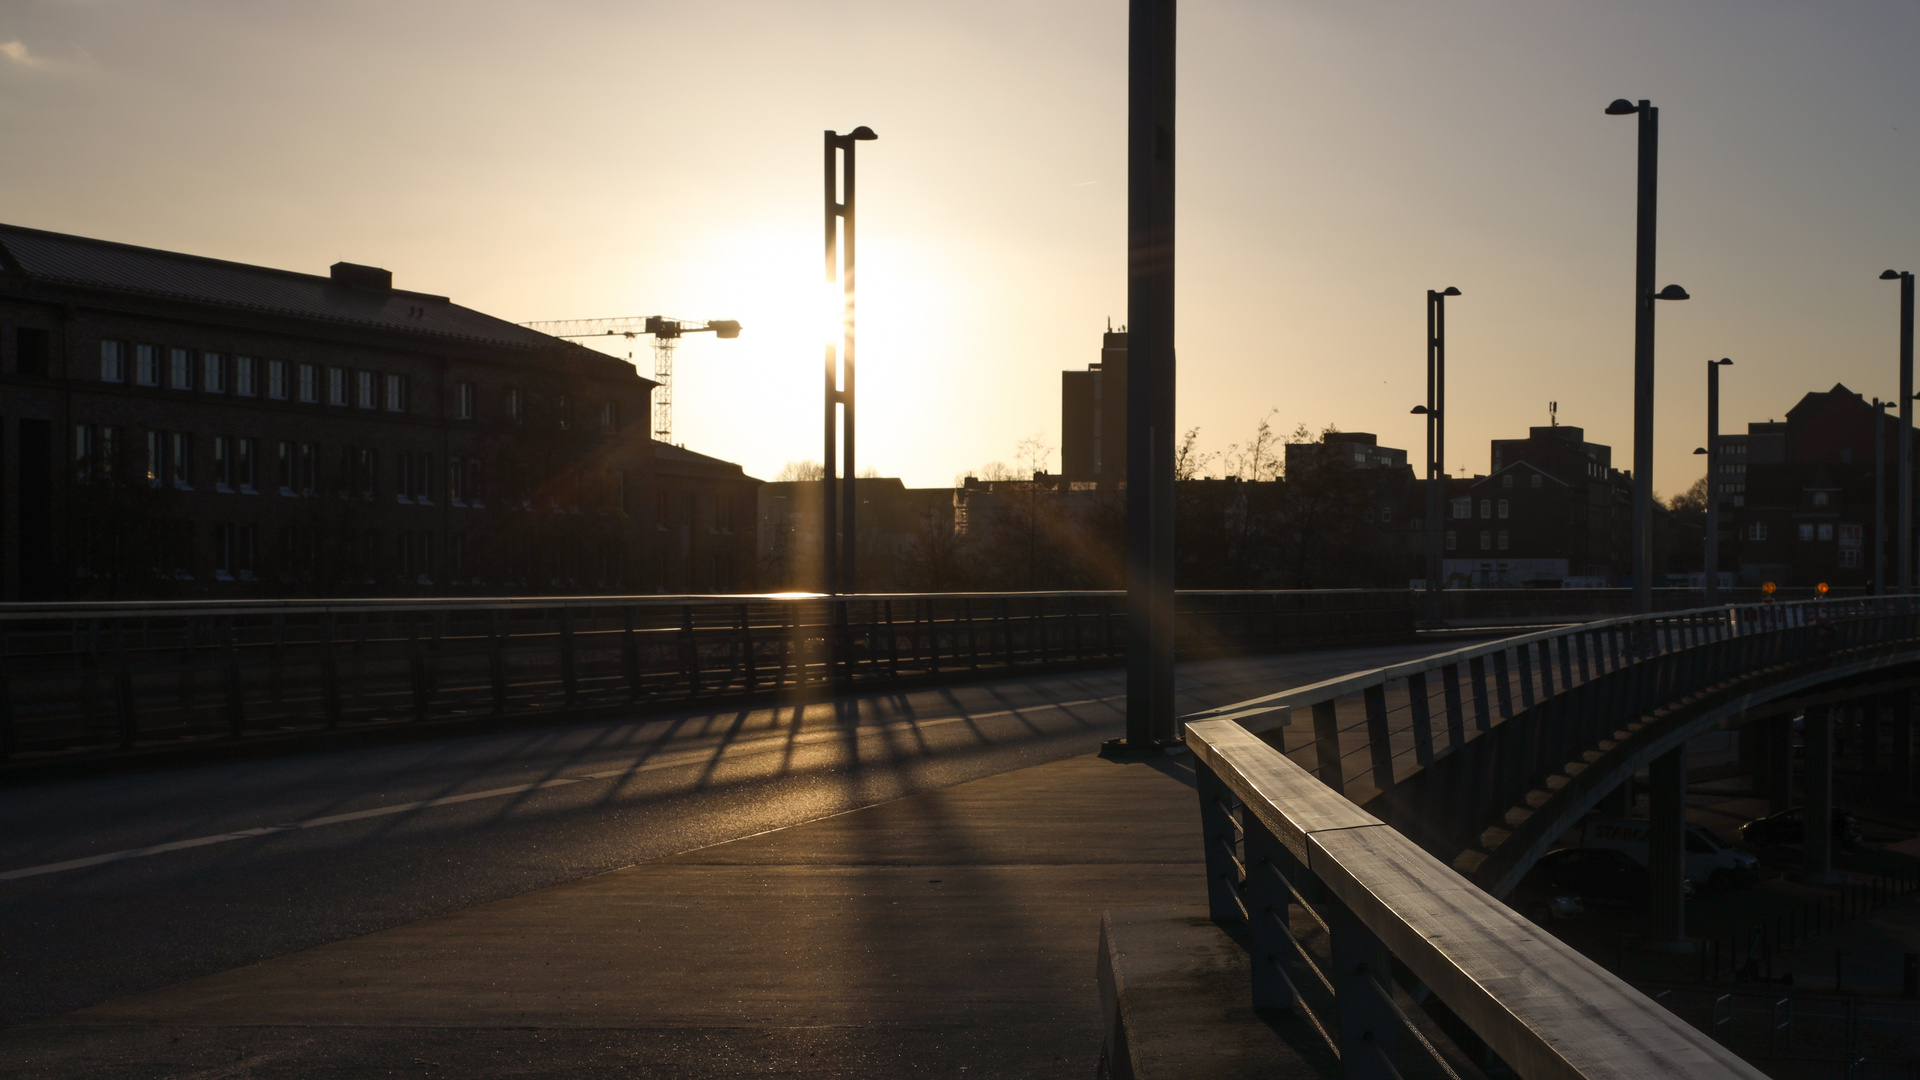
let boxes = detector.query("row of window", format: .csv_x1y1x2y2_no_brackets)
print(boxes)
99,342,414,412
1451,498,1517,520
1742,522,1865,544
1441,530,1513,552
73,423,485,504
1499,473,1547,489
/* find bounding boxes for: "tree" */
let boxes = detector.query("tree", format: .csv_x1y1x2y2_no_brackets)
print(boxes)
773,459,825,482
1667,475,1709,515
1175,426,1216,481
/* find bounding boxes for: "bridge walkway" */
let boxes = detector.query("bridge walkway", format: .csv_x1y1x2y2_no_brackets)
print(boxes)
2,752,1224,1079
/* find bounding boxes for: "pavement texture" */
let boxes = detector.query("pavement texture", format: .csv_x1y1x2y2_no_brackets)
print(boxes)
3,751,1209,1078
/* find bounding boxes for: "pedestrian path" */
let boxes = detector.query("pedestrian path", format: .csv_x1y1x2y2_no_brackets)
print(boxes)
4,752,1209,1079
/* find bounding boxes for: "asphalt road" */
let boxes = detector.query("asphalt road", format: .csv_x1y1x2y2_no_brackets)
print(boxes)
0,640,1466,1031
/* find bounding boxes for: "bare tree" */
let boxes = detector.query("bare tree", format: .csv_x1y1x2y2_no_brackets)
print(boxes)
773,459,825,482
1175,425,1216,481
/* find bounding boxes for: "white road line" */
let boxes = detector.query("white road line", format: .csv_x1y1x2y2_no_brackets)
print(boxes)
0,695,1120,883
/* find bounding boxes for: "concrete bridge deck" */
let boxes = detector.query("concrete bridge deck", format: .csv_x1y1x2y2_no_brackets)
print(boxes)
5,751,1207,1079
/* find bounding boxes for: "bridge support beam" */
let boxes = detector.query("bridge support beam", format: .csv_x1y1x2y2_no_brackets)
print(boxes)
1803,703,1846,884
1891,689,1915,801
1758,714,1793,814
1647,745,1689,946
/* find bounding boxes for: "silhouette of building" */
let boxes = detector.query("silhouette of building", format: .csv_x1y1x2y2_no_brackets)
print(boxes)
1725,384,1887,589
0,223,758,600
1060,330,1127,487
757,476,957,592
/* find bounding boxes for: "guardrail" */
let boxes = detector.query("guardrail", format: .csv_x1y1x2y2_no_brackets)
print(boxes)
0,588,1411,763
1181,597,1920,1080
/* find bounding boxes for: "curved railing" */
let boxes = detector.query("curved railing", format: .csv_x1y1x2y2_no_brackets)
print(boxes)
1182,596,1920,1080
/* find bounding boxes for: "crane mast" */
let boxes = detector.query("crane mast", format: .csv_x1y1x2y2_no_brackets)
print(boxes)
520,316,740,444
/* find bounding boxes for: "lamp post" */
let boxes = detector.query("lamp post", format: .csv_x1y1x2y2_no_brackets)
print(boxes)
1412,286,1460,624
1690,358,1733,605
823,126,877,595
1876,397,1894,594
1884,269,1915,592
1607,98,1690,613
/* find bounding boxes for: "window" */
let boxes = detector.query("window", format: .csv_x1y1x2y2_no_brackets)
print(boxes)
448,457,465,503
15,327,48,377
1811,491,1831,506
213,436,232,489
1841,449,1853,464
465,459,483,506
328,367,348,406
356,447,377,498
386,373,408,412
508,388,524,423
1451,497,1470,519
1798,523,1815,541
237,438,257,491
1364,507,1375,523
1380,506,1392,523
169,432,192,488
1497,530,1510,551
135,344,159,386
1840,548,1862,569
1749,522,1767,542
144,431,164,486
236,525,256,579
1478,530,1492,551
414,453,431,502
298,363,319,403
357,370,376,409
276,441,294,493
169,348,193,390
1444,530,1457,551
235,356,257,397
1479,500,1491,519
600,401,617,432
1502,474,1513,489
1531,474,1542,489
1839,524,1864,548
73,424,95,482
203,353,226,393
297,443,317,494
268,359,288,399
1817,523,1834,541
396,452,413,502
215,523,234,579
100,341,126,383
454,382,474,420
558,394,571,430
1497,499,1510,519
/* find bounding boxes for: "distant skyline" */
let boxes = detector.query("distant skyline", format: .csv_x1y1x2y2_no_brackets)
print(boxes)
3,0,1915,496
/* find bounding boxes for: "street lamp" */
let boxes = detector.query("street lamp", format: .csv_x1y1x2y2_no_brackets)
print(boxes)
1607,97,1690,613
1690,358,1733,604
1884,269,1915,592
1875,397,1894,594
823,125,877,596
1415,286,1461,624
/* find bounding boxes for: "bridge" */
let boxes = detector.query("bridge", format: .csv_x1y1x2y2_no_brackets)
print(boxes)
0,591,1914,1077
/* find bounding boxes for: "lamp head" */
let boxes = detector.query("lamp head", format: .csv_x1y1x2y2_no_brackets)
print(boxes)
1715,357,1733,366
1655,284,1691,301
1693,447,1708,455
1410,405,1431,415
1883,270,1903,280
1441,286,1461,297
1605,99,1640,115
850,126,878,141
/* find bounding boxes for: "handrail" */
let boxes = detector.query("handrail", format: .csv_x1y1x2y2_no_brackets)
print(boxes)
1186,717,1767,1080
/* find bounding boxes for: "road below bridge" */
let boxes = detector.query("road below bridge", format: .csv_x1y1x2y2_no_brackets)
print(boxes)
0,637,1475,1033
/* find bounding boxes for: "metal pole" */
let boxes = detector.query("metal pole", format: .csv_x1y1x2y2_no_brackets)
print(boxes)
1877,399,1887,595
1631,100,1659,615
823,131,841,596
1901,272,1915,593
1425,291,1441,623
841,137,859,595
1705,360,1720,605
1119,0,1177,751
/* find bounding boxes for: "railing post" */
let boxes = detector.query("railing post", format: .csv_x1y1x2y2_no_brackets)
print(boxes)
223,619,245,738
1363,683,1395,793
965,599,980,669
1441,662,1466,747
1516,642,1537,709
558,607,579,708
490,611,510,715
1196,759,1245,924
1407,672,1435,767
407,613,431,722
621,606,642,702
1330,892,1399,1080
1243,809,1296,1010
319,614,342,730
1493,649,1515,720
1313,699,1345,792
741,603,761,691
1468,655,1492,732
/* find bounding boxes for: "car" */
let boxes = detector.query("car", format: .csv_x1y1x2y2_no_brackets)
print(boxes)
1583,818,1759,892
1739,807,1861,850
1510,847,1688,923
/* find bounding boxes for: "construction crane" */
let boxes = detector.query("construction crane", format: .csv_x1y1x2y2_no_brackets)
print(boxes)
520,316,741,444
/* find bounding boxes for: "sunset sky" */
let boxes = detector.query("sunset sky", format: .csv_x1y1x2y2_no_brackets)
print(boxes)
3,0,1916,496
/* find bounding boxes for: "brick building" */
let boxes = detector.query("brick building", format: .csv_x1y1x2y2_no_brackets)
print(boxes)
0,223,758,600
1059,330,1128,488
1724,384,1887,589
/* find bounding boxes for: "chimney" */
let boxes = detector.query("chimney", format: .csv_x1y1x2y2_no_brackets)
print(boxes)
330,262,392,291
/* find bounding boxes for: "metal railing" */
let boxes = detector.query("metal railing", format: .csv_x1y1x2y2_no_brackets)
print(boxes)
0,588,1412,763
1182,597,1920,1080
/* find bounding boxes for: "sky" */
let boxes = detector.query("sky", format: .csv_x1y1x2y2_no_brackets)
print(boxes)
2,0,1916,496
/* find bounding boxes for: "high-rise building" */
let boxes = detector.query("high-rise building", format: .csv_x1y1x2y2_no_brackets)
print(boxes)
1060,330,1127,487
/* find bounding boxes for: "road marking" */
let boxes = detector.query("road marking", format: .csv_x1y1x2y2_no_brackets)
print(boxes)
0,695,1121,883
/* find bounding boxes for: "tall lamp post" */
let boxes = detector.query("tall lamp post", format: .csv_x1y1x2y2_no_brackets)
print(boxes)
1690,357,1733,605
1884,269,1914,592
1607,98,1691,614
1875,397,1894,594
823,126,877,595
1412,286,1460,625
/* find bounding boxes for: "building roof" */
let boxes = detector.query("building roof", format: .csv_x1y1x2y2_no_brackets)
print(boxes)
0,222,623,364
654,441,757,479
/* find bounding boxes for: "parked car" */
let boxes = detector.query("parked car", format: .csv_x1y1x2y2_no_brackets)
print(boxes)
1511,847,1687,922
1740,807,1861,850
1583,817,1759,892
